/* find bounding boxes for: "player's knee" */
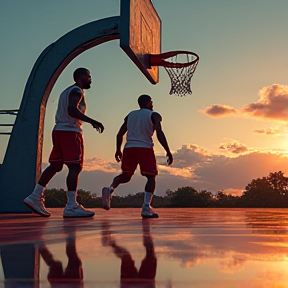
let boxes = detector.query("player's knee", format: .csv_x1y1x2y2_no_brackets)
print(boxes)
67,163,82,174
122,173,132,182
51,163,63,172
145,175,156,182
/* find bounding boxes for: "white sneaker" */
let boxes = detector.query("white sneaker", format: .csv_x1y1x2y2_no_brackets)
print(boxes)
63,203,95,218
23,195,51,217
141,204,159,218
102,187,111,210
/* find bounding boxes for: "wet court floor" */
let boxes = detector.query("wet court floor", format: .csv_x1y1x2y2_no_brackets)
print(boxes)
1,208,288,288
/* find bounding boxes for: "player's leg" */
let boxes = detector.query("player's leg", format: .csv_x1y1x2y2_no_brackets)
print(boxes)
110,173,132,190
139,148,159,218
102,173,132,211
61,131,94,218
64,236,83,281
38,162,64,187
23,130,63,217
66,163,82,191
102,148,136,210
63,169,94,218
65,163,82,206
38,244,64,281
141,175,159,218
138,220,157,280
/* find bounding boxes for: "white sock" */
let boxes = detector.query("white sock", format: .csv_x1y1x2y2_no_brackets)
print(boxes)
31,184,45,198
144,192,153,205
67,191,77,206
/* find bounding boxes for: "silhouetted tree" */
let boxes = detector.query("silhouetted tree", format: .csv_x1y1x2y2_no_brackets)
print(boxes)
170,186,197,207
267,171,288,195
240,171,288,207
44,188,66,207
44,188,101,208
215,191,240,207
169,186,214,207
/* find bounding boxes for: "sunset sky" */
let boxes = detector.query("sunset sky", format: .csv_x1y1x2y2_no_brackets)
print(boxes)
1,0,288,197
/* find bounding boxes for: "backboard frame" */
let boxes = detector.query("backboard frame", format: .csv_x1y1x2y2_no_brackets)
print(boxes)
120,0,161,84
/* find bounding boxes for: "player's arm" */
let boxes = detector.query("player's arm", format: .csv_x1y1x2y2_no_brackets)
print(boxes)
67,88,104,133
115,117,128,162
152,112,173,165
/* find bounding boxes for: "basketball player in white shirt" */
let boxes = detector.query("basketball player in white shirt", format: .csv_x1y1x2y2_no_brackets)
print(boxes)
24,68,104,218
102,94,173,218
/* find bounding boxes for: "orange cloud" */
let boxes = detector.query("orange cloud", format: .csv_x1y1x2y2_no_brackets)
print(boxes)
199,104,237,117
254,128,277,135
254,126,288,136
158,165,196,179
242,84,288,121
83,157,120,172
219,140,249,154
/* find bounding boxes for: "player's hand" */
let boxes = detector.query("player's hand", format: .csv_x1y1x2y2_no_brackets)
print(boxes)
115,150,122,162
166,152,173,165
92,121,104,133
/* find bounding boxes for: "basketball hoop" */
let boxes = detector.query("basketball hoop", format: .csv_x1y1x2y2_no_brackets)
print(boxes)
150,51,199,97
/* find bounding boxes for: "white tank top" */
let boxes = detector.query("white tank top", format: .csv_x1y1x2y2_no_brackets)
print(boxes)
53,85,86,133
124,109,155,148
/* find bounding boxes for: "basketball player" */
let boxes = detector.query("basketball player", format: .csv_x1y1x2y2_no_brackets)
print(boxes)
102,94,173,218
24,68,104,218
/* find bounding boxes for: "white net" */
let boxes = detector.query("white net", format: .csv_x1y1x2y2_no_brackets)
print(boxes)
164,54,199,97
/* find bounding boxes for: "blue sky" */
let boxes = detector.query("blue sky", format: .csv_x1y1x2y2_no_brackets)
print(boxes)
1,0,288,196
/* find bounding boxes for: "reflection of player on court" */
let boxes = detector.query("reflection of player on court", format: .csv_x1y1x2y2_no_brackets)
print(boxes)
102,94,173,218
102,220,157,288
24,68,104,218
39,233,83,288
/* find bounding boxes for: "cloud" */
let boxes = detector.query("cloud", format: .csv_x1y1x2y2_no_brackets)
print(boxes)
199,104,237,118
83,157,120,172
242,84,288,121
219,252,247,274
254,126,288,136
199,84,288,123
193,151,288,192
219,140,249,154
254,128,277,135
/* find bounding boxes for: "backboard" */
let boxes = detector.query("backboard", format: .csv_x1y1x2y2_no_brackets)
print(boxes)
120,0,161,84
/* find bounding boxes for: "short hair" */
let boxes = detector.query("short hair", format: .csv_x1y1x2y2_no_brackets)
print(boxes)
73,68,89,82
138,94,151,108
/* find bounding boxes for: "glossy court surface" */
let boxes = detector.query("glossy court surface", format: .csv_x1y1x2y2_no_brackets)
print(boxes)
1,208,288,288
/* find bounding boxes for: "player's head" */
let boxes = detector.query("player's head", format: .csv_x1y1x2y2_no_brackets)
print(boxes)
138,94,153,110
73,68,91,89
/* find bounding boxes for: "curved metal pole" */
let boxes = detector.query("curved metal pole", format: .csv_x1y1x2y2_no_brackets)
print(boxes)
0,16,120,212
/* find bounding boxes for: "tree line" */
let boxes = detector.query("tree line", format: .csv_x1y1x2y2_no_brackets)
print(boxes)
44,171,288,208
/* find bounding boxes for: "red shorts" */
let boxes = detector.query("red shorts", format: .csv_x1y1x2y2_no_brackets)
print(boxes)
121,147,158,176
49,130,84,167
